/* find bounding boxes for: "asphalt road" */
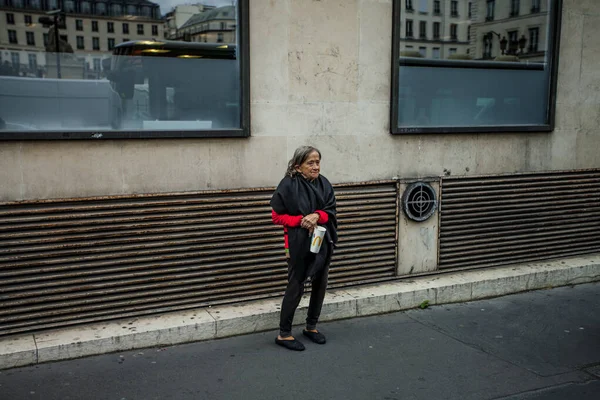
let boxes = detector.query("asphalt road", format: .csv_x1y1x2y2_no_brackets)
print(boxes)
1,282,599,400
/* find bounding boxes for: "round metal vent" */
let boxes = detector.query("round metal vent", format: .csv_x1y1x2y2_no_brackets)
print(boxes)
402,182,437,222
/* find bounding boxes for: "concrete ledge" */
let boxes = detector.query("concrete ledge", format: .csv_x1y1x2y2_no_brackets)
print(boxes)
1,255,599,370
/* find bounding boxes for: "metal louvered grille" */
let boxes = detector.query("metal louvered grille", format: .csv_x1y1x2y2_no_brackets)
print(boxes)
0,182,397,336
439,169,600,270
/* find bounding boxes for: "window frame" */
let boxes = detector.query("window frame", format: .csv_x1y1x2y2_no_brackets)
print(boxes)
0,0,250,141
390,0,563,135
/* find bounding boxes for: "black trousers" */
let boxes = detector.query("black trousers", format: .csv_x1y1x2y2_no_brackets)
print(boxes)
279,255,329,337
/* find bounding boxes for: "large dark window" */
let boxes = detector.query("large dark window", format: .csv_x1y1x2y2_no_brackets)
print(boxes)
8,30,17,44
510,0,520,16
26,31,35,46
486,0,495,21
406,19,413,37
0,0,250,140
391,0,563,134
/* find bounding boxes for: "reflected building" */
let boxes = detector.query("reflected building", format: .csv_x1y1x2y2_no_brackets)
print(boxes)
470,0,548,62
174,5,236,44
399,0,472,59
0,0,163,78
164,3,215,40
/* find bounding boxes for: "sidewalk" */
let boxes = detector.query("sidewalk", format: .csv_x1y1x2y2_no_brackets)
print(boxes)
1,254,599,370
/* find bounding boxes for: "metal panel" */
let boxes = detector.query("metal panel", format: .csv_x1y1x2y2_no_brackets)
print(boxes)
439,169,600,270
0,182,398,336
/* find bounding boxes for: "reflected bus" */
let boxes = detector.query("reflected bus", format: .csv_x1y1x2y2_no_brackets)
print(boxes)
104,40,239,130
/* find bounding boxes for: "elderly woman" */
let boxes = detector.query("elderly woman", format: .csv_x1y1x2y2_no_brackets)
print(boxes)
270,146,337,351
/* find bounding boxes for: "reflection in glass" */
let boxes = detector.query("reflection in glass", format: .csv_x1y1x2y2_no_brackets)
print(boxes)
396,0,555,129
0,1,242,133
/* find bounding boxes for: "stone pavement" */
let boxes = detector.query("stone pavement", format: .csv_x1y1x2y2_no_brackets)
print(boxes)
1,254,599,372
0,281,599,399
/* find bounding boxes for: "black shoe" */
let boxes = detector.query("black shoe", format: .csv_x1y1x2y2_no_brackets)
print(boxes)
275,337,305,351
303,329,326,344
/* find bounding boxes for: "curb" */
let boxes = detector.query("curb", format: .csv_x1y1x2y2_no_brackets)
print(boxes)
2,254,599,370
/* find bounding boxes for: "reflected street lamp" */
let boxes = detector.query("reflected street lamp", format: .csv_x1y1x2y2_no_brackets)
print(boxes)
518,35,528,54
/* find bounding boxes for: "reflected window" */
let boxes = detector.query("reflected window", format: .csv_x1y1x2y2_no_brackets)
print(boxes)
529,27,539,52
418,0,427,13
0,1,248,139
28,0,40,8
48,0,57,9
28,54,37,70
419,21,426,38
450,24,457,41
433,22,440,39
8,30,17,44
391,0,562,133
96,2,106,15
127,5,137,15
26,31,35,45
81,1,91,13
11,52,20,67
510,0,520,16
112,4,122,16
64,0,74,12
406,19,413,37
486,0,495,21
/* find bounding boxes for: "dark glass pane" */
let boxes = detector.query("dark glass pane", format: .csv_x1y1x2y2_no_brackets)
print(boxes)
398,62,549,127
395,0,555,130
0,1,243,134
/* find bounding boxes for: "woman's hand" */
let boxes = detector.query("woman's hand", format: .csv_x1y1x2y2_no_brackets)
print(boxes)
301,213,320,234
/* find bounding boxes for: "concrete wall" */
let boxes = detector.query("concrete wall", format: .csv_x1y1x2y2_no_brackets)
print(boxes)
0,0,598,202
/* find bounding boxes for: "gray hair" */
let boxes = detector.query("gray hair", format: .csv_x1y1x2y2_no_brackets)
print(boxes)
286,146,322,177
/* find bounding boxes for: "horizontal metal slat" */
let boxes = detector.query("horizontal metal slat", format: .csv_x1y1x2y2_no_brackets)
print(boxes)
439,247,600,270
442,187,600,205
441,195,600,213
440,219,600,241
440,202,600,222
442,171,600,187
439,237,600,264
440,231,600,256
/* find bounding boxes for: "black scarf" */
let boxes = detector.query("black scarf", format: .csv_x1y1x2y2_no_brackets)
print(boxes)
270,174,338,281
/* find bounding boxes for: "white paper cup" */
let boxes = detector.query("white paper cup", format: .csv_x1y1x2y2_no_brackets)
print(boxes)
310,226,327,253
